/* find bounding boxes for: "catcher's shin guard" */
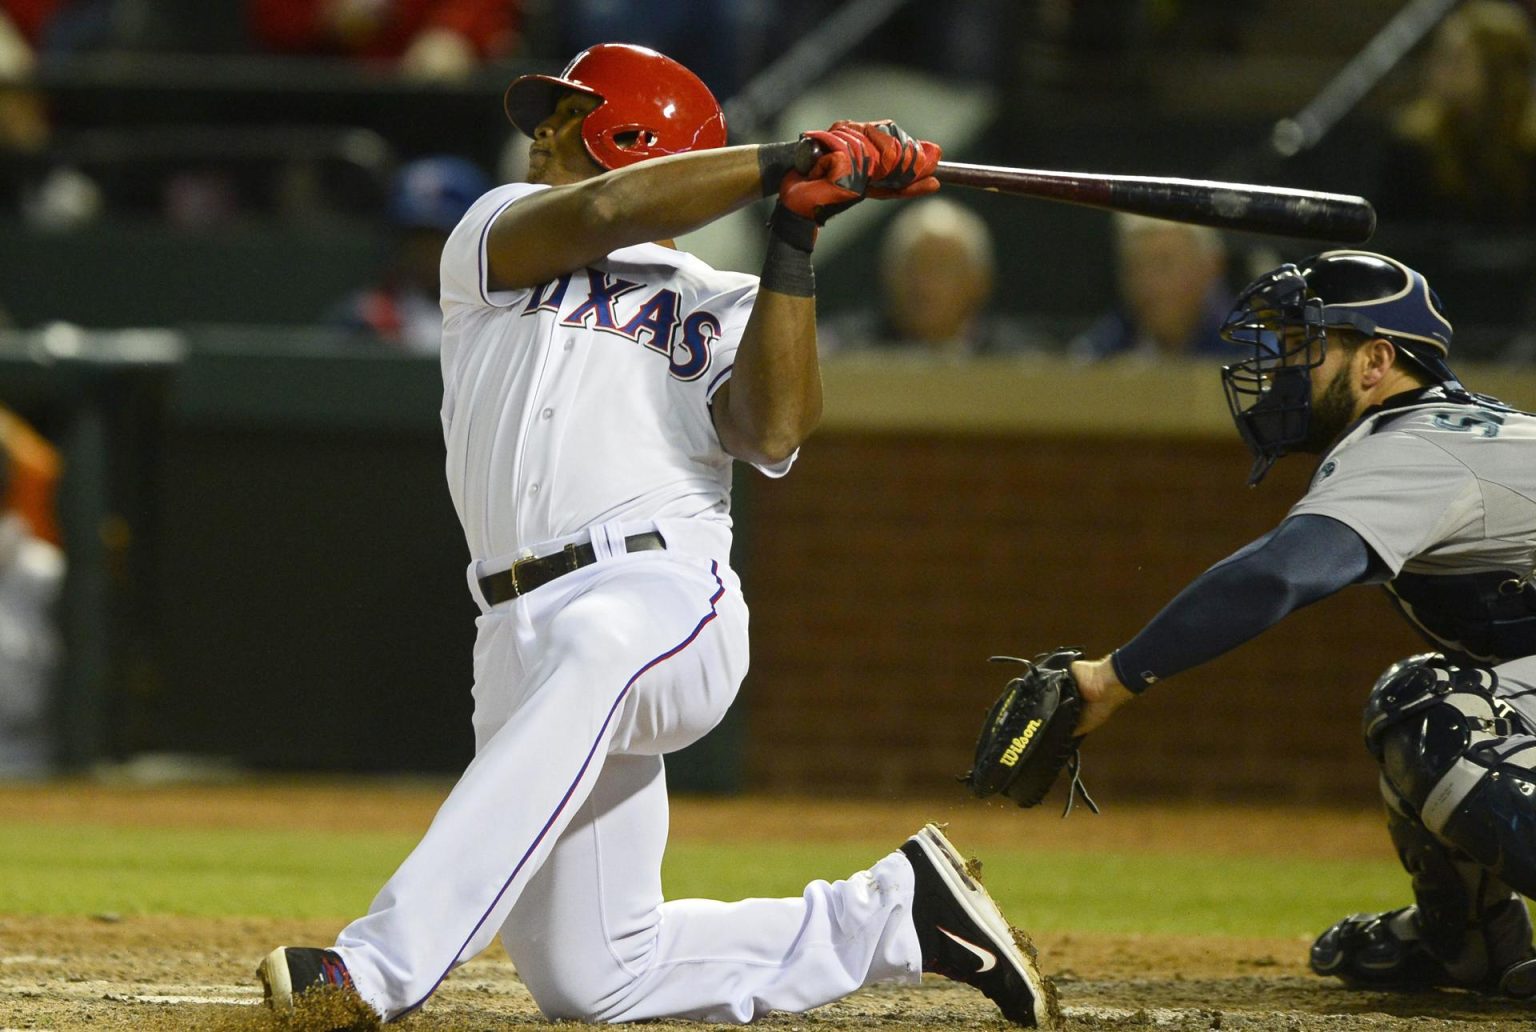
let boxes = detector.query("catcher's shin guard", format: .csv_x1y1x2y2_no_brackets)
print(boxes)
1380,784,1533,987
1343,653,1536,995
1364,653,1536,894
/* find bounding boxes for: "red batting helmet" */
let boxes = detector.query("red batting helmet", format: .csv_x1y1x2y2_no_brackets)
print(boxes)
504,43,728,171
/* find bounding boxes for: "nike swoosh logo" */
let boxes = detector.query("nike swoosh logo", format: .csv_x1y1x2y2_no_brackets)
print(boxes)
939,926,997,972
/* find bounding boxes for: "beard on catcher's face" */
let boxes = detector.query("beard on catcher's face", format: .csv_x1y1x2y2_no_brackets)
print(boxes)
1300,361,1357,453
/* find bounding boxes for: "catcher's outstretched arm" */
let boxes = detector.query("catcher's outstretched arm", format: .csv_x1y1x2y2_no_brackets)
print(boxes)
1109,514,1381,691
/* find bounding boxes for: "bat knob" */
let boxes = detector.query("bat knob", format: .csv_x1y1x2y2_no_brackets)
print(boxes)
793,137,824,175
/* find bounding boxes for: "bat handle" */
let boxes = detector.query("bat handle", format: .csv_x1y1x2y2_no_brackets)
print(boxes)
793,137,824,175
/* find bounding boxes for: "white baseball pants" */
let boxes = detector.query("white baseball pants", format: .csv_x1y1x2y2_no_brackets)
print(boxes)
332,522,922,1022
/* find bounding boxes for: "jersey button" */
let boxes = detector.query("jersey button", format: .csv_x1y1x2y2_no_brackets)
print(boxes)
563,340,575,352
541,408,554,420
528,483,540,496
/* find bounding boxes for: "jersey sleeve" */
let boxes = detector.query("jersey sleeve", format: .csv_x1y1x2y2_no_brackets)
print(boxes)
1286,431,1481,576
698,278,798,479
440,182,546,312
1110,513,1378,690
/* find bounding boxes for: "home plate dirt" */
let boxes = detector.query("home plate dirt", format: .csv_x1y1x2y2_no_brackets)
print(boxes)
2,915,1532,1031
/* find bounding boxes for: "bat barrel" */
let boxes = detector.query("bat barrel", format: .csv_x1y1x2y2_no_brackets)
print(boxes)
934,162,1377,244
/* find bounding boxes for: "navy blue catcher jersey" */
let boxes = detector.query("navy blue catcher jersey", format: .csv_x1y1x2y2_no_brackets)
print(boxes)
1287,387,1536,665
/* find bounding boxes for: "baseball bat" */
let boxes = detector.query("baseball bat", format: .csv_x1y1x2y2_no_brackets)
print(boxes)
933,161,1376,243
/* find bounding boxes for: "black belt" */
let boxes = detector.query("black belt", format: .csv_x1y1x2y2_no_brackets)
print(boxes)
479,531,666,605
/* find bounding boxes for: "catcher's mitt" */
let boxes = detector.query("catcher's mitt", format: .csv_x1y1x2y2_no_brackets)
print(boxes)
963,647,1100,816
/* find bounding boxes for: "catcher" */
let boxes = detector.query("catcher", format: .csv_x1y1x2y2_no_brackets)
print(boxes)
966,250,1536,998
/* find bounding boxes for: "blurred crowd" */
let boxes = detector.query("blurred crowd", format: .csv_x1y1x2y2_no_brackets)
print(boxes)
0,0,1531,363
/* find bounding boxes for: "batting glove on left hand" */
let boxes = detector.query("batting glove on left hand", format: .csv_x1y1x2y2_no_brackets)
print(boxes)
779,126,876,225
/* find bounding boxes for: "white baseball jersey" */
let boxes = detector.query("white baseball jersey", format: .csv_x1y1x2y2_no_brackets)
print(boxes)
438,181,788,565
1288,388,1536,705
329,182,923,1024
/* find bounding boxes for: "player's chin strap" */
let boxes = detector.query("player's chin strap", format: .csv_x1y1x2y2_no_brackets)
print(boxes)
988,655,1102,818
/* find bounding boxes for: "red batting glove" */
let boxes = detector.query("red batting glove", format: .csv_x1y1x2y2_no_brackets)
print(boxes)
778,127,876,225
831,119,942,199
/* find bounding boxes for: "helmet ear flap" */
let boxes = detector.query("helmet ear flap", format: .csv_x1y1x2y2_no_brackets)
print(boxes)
591,124,662,164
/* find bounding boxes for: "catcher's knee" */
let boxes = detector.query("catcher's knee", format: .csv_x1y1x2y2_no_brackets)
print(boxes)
1365,653,1536,892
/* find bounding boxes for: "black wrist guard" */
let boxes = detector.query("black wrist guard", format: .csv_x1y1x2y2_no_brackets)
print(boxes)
767,202,817,251
762,203,816,297
757,141,800,197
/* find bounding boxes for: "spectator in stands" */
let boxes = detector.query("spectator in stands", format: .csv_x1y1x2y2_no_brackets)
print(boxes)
820,197,1047,359
1374,0,1536,225
0,4,102,228
0,6,52,216
1070,214,1232,362
328,154,490,354
0,7,44,155
0,432,63,779
1,0,152,54
249,0,520,81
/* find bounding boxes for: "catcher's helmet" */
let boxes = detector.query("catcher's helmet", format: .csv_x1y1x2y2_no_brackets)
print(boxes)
504,43,727,170
1219,250,1457,484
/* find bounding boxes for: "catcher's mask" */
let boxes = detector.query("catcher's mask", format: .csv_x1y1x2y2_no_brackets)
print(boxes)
1219,250,1456,485
504,43,727,171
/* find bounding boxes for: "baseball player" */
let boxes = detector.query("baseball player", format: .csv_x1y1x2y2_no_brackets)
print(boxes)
256,43,1055,1028
1001,250,1536,997
327,154,492,354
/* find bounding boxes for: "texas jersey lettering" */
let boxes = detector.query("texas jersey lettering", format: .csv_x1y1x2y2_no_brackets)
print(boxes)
522,268,721,381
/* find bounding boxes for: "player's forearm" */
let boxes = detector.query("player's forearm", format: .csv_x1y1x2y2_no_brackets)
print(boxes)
488,146,769,289
713,290,823,464
573,146,767,238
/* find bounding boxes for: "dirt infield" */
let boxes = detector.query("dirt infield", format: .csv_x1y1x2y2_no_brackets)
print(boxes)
3,785,1534,1031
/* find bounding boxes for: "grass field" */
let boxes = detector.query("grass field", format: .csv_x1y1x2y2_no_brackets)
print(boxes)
0,779,1406,935
0,820,1406,935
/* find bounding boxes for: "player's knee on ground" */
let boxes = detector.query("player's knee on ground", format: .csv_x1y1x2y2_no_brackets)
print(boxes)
512,948,643,1023
1364,652,1536,893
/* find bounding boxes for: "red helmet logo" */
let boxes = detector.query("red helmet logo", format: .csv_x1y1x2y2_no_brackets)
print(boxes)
505,43,728,170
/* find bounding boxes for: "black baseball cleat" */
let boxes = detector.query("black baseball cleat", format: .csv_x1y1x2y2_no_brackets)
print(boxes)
900,823,1058,1027
257,946,378,1028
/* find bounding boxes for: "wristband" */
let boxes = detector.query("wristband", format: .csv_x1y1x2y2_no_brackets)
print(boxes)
761,205,815,296
1109,649,1155,694
767,201,817,251
757,141,800,197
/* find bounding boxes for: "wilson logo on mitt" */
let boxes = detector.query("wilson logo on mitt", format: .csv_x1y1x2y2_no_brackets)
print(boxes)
1000,719,1043,767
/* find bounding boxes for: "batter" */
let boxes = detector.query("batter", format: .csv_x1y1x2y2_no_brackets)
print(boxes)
256,43,1053,1028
